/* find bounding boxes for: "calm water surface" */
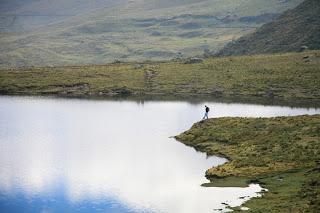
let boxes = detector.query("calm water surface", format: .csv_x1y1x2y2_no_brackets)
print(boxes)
0,96,319,213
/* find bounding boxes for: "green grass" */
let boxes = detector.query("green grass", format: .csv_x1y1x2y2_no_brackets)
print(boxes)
175,114,320,212
201,176,249,187
1,51,319,106
217,0,320,56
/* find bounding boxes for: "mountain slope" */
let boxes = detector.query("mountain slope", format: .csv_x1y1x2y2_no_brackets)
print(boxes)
0,0,127,32
0,0,303,68
216,0,320,56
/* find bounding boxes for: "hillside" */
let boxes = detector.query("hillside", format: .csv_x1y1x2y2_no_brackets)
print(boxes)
1,51,319,106
217,0,320,56
0,0,303,68
0,0,128,32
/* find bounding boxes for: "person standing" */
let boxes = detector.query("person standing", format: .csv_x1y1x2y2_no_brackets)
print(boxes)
203,105,210,120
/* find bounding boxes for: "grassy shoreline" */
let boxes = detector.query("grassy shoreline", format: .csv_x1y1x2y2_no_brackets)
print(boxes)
1,51,320,107
175,115,320,212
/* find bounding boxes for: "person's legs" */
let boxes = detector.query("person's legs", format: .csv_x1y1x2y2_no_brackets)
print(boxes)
202,112,206,120
203,112,208,120
205,112,209,119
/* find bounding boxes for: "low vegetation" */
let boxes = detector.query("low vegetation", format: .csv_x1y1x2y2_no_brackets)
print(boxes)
1,51,319,106
175,114,320,212
217,0,320,56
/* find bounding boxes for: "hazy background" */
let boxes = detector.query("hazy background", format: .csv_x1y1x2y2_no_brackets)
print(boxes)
0,0,303,68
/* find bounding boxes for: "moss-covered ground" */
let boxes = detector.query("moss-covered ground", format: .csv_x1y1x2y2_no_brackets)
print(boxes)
0,51,320,107
175,114,320,212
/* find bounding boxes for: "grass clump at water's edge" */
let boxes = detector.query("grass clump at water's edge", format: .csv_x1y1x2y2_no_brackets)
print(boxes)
0,51,320,107
175,115,320,212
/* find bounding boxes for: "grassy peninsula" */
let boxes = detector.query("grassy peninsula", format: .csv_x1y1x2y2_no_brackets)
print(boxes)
175,114,320,212
0,51,320,106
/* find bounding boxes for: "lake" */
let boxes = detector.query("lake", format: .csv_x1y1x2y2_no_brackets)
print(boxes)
0,96,319,213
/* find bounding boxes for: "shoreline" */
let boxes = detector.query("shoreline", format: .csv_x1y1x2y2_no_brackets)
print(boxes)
1,51,319,108
1,93,319,109
175,115,320,212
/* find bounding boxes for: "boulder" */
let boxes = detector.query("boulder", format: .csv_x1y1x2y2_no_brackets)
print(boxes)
184,57,204,64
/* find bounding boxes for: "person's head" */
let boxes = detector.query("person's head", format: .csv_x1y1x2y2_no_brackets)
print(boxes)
205,105,207,107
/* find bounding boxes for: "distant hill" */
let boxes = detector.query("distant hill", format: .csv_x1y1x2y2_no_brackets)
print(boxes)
0,0,303,68
216,0,320,56
0,0,127,32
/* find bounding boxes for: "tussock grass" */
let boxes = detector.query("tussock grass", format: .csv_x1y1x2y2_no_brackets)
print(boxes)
1,51,319,106
175,114,320,212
